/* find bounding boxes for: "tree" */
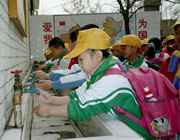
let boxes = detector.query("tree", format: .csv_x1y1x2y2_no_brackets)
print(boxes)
162,0,180,19
62,0,102,14
116,0,162,34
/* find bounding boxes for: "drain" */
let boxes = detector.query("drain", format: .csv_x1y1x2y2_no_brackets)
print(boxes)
48,122,71,127
43,131,76,139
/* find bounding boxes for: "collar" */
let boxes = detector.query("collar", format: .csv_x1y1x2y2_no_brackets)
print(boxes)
128,55,144,68
59,48,69,61
155,50,160,54
86,60,104,81
86,54,116,90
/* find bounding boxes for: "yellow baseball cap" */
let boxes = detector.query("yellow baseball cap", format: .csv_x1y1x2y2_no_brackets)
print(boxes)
111,40,124,49
172,18,180,30
44,48,53,56
65,43,69,48
142,39,149,45
166,35,174,42
65,28,111,59
121,34,141,48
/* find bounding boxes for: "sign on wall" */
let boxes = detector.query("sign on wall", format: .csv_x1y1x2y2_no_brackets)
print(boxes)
29,16,54,61
136,11,160,40
54,13,135,44
29,12,160,61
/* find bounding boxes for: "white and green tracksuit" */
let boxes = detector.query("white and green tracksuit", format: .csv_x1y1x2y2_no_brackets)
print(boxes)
67,55,153,139
122,55,148,70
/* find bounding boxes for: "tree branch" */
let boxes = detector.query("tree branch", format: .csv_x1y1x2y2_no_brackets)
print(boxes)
129,0,138,9
116,0,125,13
129,0,161,18
165,0,180,4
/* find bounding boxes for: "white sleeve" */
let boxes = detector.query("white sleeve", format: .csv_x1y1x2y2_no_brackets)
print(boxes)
52,64,82,75
59,70,86,84
57,57,70,70
164,53,169,60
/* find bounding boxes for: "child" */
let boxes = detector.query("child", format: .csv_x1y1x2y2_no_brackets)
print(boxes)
122,34,148,70
33,28,152,139
147,37,169,61
33,24,99,91
141,39,149,58
159,18,180,90
34,48,54,73
163,35,176,57
48,37,70,70
111,40,125,62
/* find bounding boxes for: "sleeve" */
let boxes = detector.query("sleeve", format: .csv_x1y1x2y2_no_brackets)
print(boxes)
49,72,65,81
68,91,78,99
67,75,142,121
67,90,142,121
51,70,86,89
51,78,86,89
159,58,175,83
68,99,94,121
51,64,81,75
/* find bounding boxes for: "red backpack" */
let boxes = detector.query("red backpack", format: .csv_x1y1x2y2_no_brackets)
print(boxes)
148,52,165,66
105,66,179,139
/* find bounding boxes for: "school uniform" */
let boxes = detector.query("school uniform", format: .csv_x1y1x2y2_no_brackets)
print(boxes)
67,55,152,139
39,59,54,73
122,55,148,70
155,50,169,60
50,64,86,90
56,48,71,70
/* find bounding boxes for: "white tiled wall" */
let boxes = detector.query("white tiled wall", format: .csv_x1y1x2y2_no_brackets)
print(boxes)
0,0,30,137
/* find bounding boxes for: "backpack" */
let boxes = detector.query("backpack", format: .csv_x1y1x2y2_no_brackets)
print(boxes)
148,52,165,67
146,61,160,71
104,66,179,139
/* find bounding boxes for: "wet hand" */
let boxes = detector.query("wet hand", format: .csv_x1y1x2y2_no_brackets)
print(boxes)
31,88,51,104
35,80,52,90
50,66,58,72
33,105,49,117
32,70,49,80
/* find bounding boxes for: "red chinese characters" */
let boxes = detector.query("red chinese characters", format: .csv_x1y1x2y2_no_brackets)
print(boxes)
137,19,147,40
43,22,53,44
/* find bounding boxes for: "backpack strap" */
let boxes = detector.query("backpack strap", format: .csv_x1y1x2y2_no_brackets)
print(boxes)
104,68,123,76
114,107,146,129
159,52,164,58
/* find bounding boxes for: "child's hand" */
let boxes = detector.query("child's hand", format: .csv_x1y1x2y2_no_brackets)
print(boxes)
35,80,52,91
50,66,58,72
32,70,49,80
33,105,49,117
31,88,51,104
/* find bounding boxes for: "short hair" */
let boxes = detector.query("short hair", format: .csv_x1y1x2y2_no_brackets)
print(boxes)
49,37,65,49
88,49,110,59
161,37,165,41
69,24,99,43
70,29,79,42
148,37,161,59
80,24,99,30
148,37,161,50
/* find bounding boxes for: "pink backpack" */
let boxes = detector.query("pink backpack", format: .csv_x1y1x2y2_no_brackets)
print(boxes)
105,66,179,139
148,52,165,66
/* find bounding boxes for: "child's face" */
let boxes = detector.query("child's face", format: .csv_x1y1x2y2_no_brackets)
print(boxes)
112,49,122,57
175,25,180,47
167,40,175,48
50,46,64,59
78,50,102,75
141,45,148,52
124,45,137,58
